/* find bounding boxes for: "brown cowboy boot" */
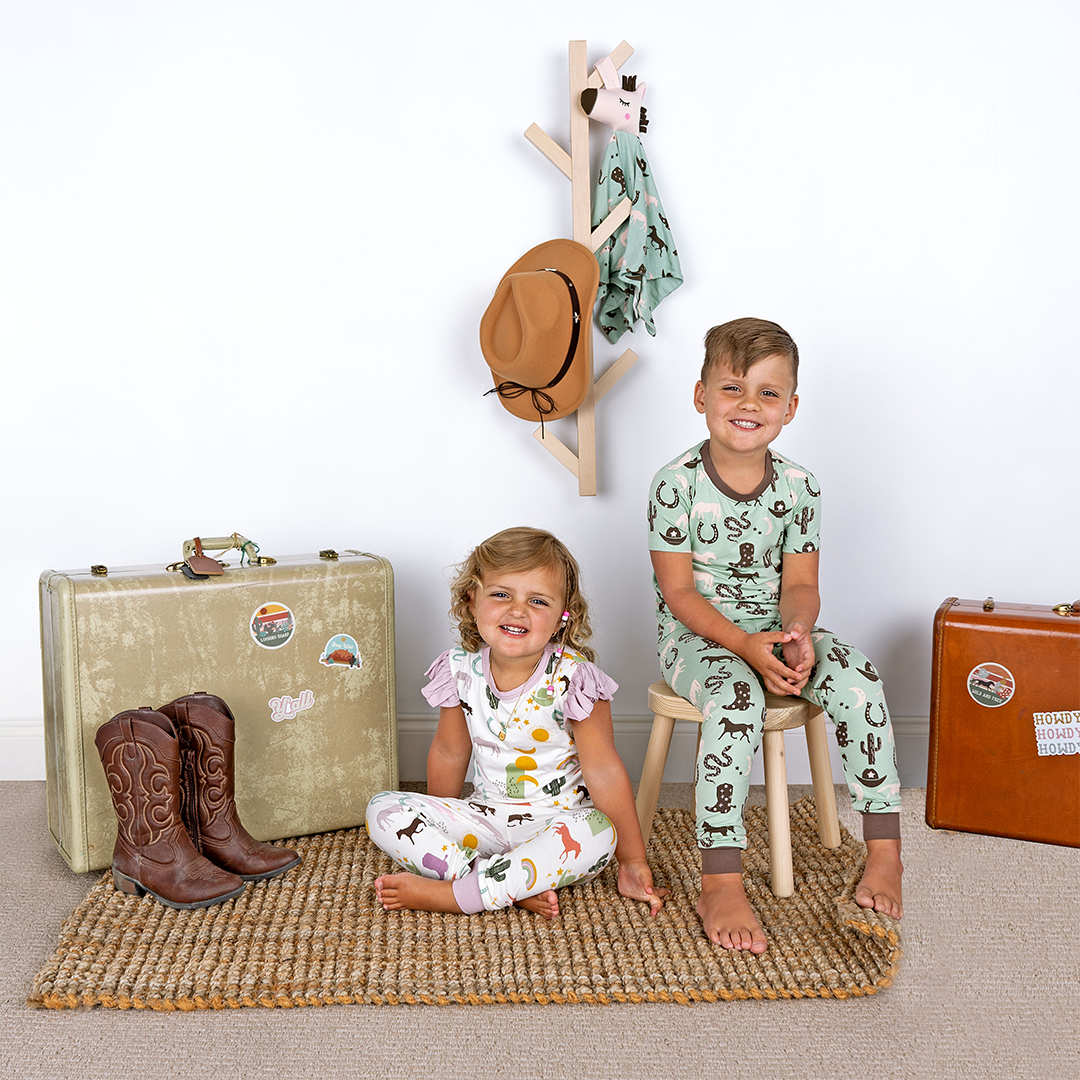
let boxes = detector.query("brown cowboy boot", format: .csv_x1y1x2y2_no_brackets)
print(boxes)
95,709,247,909
158,692,301,881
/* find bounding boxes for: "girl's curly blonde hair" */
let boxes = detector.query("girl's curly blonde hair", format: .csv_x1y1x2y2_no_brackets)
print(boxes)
449,527,595,663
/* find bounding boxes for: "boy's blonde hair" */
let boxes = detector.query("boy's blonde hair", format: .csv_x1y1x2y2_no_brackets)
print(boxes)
449,527,596,662
701,317,799,391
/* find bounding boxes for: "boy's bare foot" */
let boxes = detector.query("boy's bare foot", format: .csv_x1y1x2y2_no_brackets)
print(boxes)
697,873,767,953
374,873,463,913
514,889,560,919
855,839,903,919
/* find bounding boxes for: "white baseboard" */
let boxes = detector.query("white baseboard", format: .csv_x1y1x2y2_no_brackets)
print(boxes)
398,715,930,788
0,722,47,781
2,716,931,787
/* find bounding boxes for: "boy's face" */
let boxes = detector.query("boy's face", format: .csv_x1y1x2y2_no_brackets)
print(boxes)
694,353,798,459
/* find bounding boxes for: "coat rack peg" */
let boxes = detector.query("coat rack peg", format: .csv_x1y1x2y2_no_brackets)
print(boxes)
521,40,640,496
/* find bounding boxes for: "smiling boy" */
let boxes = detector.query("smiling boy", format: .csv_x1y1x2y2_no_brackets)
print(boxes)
648,317,902,953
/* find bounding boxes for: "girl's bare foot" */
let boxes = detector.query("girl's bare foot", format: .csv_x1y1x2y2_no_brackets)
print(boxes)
855,838,903,919
697,873,767,952
514,889,560,919
374,873,463,913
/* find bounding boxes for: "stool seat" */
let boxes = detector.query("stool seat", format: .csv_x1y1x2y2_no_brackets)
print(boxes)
637,681,842,898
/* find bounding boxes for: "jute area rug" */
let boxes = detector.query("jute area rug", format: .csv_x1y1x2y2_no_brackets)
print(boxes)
28,796,900,1009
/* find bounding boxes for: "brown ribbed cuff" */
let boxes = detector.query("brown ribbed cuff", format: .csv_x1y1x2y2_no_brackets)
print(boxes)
862,811,901,841
700,847,743,875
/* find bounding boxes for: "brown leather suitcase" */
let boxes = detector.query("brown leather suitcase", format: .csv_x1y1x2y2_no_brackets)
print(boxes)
927,596,1080,846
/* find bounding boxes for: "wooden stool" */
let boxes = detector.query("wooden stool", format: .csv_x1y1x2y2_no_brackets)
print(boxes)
636,681,842,898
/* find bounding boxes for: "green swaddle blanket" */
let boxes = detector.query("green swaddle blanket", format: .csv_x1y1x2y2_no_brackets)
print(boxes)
593,131,683,344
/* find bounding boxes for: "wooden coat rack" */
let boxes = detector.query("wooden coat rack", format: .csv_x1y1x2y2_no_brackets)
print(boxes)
524,40,639,496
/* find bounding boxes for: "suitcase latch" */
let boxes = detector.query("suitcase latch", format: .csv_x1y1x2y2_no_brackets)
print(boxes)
1052,601,1080,617
320,550,339,560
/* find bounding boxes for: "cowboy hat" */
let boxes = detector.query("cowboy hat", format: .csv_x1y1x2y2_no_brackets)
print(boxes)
479,238,600,423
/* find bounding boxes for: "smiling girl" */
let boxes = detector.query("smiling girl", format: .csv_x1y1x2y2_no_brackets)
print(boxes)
366,527,666,919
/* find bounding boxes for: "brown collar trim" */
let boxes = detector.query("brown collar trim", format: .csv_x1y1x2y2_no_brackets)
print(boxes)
699,442,774,502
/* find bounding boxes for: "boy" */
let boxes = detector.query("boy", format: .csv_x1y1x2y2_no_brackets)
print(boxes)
648,317,902,953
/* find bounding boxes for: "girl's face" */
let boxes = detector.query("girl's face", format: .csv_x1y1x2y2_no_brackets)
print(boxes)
469,564,566,670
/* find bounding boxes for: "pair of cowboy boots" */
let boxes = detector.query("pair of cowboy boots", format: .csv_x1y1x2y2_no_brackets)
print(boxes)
94,692,301,909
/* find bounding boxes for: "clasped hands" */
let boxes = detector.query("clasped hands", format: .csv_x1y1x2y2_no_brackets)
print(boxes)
733,621,814,697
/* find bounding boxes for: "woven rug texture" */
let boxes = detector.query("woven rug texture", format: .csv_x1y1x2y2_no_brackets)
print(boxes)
28,796,901,1009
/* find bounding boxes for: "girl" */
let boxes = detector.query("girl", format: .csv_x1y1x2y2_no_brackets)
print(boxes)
367,527,667,919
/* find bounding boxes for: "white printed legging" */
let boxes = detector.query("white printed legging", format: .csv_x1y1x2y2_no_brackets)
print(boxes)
365,790,617,912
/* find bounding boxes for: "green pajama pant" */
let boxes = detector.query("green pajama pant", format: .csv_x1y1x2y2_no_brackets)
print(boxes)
658,617,901,851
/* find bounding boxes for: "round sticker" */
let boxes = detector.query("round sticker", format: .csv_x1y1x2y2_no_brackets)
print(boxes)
320,634,362,669
250,603,295,649
966,662,1015,708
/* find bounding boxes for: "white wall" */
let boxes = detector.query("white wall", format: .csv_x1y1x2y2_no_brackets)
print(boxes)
3,1,1078,784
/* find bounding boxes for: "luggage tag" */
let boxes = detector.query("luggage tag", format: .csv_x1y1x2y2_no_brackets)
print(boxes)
183,537,226,580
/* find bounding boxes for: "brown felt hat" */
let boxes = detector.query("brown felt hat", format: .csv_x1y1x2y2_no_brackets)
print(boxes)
479,239,600,422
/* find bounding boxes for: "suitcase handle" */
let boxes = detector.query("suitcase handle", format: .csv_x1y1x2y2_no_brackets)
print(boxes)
165,534,277,574
182,534,275,566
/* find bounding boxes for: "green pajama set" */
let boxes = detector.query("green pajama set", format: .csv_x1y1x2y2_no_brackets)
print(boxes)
648,443,901,862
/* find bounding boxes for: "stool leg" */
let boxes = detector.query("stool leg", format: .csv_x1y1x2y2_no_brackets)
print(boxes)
805,709,842,849
635,713,676,844
762,728,794,898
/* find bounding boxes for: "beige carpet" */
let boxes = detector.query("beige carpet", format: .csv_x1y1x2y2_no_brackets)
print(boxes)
28,797,898,1009
8,783,1079,1080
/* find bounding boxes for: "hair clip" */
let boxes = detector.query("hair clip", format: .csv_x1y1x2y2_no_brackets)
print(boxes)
546,610,571,693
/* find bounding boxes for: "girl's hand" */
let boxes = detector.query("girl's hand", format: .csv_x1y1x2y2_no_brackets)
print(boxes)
733,631,805,696
617,859,669,915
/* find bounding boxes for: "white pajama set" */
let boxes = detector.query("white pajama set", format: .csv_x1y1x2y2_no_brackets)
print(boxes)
365,643,619,912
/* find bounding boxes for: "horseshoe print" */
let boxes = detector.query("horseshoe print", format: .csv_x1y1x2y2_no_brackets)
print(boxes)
865,702,888,728
696,521,719,544
655,481,680,509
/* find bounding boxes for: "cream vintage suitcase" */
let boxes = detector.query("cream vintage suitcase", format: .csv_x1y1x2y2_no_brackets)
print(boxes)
40,536,397,872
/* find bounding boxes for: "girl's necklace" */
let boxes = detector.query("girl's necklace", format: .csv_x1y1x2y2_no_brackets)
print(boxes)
488,652,545,741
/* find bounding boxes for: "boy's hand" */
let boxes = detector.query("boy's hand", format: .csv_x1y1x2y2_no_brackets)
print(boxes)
734,631,806,696
617,859,669,916
780,621,815,693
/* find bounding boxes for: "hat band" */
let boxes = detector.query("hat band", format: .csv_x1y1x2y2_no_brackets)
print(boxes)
484,268,582,421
